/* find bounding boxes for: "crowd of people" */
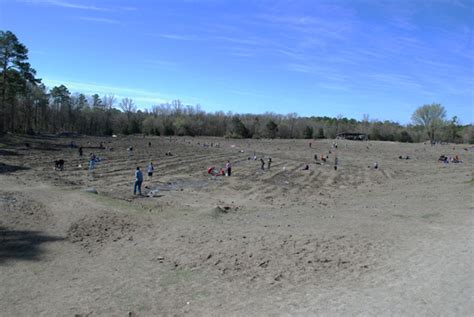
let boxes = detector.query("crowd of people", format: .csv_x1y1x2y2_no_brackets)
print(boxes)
438,154,463,164
50,137,468,197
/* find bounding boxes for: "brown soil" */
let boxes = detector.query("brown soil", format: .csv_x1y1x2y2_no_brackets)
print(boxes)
0,135,472,315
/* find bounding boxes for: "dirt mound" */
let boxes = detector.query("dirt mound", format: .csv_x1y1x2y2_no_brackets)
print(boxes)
0,191,50,229
170,233,379,285
67,213,136,252
211,205,241,217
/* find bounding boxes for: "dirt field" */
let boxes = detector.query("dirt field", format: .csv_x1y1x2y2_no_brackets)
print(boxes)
1,134,472,316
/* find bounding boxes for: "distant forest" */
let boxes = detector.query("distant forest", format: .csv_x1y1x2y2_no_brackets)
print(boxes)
1,31,472,143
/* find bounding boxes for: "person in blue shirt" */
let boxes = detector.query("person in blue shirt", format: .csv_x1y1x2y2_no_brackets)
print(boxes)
134,166,143,195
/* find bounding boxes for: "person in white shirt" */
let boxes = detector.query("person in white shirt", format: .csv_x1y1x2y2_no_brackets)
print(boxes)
225,160,232,176
147,162,154,181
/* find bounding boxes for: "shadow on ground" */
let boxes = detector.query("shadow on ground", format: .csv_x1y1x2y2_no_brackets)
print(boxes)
0,226,64,264
0,163,30,174
0,149,23,156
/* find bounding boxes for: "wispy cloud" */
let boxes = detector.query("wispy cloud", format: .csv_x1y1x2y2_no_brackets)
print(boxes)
390,16,417,31
316,83,350,92
42,78,171,106
228,51,255,58
214,35,270,46
284,62,353,92
276,48,305,60
79,16,120,24
20,0,136,12
119,6,137,12
22,0,111,11
263,4,470,100
157,33,197,41
42,77,205,108
144,59,177,67
142,59,180,71
225,88,268,98
285,63,314,74
365,72,423,90
257,9,356,42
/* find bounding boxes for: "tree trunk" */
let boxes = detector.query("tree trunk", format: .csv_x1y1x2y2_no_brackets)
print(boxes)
10,100,15,132
0,65,7,134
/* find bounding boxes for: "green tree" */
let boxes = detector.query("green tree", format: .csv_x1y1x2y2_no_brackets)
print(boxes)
50,85,71,131
265,120,278,139
129,117,141,134
76,93,88,110
230,116,249,138
446,116,460,142
303,125,313,139
174,116,194,136
399,130,413,143
91,94,102,108
163,120,175,136
251,116,261,138
411,103,446,142
0,30,39,133
31,83,49,132
316,127,325,139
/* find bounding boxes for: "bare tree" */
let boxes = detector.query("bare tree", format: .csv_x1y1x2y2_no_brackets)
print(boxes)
102,95,116,135
120,98,136,122
286,112,298,138
412,103,446,142
362,114,370,135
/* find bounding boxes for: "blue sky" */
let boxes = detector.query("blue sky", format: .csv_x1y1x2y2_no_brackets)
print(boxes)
1,0,473,123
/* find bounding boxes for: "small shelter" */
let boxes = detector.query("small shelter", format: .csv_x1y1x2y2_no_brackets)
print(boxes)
336,132,368,141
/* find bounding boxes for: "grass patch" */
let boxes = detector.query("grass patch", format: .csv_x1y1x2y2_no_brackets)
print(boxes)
392,214,411,219
78,190,149,214
421,212,440,219
394,213,440,219
192,290,211,300
160,268,195,287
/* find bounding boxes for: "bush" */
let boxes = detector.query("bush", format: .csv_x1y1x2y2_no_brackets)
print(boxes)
303,126,313,139
315,127,325,139
399,130,413,143
163,124,174,136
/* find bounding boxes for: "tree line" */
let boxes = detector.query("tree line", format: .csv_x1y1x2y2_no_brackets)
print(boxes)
1,30,472,143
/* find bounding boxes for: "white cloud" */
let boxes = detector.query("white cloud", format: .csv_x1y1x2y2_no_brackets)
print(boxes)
158,33,197,41
79,16,120,24
22,0,111,11
20,0,136,12
42,78,170,106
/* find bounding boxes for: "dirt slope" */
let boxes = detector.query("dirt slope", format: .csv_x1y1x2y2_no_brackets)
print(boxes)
1,135,472,316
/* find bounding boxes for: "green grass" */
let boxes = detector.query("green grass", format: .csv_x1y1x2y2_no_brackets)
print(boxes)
192,290,211,300
421,212,440,219
392,214,411,219
393,213,440,219
160,268,195,287
78,190,149,214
